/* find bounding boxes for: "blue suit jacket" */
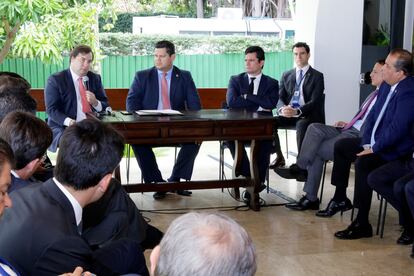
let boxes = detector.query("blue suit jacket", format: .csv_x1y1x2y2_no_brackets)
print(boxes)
45,69,109,152
278,66,325,122
226,73,279,111
126,66,201,111
8,174,35,193
362,76,414,161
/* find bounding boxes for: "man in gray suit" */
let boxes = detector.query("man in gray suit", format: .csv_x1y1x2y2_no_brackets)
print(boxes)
270,42,325,169
275,60,385,212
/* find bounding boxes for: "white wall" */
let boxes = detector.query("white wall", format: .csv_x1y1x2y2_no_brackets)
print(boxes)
295,0,364,124
404,0,414,50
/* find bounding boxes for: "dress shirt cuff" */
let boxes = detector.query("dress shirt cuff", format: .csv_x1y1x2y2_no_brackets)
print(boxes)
363,144,371,150
64,117,73,127
93,100,103,112
296,108,303,116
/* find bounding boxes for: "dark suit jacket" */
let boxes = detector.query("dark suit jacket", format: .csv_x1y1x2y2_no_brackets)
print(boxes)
0,179,129,275
278,66,325,123
226,73,279,111
45,69,109,152
361,76,414,161
8,174,35,193
126,66,201,111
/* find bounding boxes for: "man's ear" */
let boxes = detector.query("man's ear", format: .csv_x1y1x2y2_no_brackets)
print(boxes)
97,173,112,194
27,158,41,173
150,245,161,276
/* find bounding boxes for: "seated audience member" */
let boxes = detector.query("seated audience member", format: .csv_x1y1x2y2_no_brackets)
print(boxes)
0,88,37,122
126,40,201,200
334,49,414,240
368,152,414,246
0,139,17,275
45,45,109,152
225,45,278,197
403,174,414,258
150,212,256,276
275,60,384,213
0,119,148,275
270,42,325,169
0,111,52,192
0,72,31,93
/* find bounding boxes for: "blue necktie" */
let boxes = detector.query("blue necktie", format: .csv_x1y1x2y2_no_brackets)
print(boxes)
370,88,395,146
291,69,303,108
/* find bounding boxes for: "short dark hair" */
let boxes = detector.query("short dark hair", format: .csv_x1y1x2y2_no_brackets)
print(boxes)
292,42,310,53
376,59,386,65
0,72,31,93
155,40,175,56
70,45,94,61
245,46,265,62
389,49,413,76
54,119,124,190
0,138,15,172
0,111,52,170
0,89,37,122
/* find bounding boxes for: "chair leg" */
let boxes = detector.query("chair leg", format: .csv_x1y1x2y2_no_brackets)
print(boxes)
376,196,384,236
319,161,327,204
380,200,387,238
285,129,289,158
126,144,131,184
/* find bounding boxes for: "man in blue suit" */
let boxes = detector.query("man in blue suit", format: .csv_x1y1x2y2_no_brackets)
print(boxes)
45,45,109,152
226,46,279,195
335,49,414,240
126,40,201,200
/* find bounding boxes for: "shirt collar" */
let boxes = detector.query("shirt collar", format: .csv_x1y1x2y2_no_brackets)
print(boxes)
247,73,262,82
10,170,19,178
296,64,310,75
157,67,173,78
53,177,83,226
69,67,82,82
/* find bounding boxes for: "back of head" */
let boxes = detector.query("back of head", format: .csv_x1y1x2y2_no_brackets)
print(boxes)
0,111,52,170
54,119,124,190
0,88,37,122
389,48,413,76
155,212,256,276
155,40,175,56
0,72,31,94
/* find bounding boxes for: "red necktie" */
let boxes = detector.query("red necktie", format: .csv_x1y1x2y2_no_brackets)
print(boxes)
161,72,171,109
78,77,92,114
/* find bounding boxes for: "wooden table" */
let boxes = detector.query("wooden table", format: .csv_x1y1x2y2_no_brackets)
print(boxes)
101,109,275,211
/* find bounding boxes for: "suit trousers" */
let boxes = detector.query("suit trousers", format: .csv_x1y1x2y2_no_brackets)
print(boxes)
404,176,414,233
353,153,387,224
131,143,200,182
331,137,363,190
296,123,359,199
273,116,313,155
225,140,272,183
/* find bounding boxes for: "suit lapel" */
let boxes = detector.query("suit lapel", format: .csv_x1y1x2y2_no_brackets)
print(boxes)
170,66,179,108
150,67,160,108
301,66,313,101
257,75,267,96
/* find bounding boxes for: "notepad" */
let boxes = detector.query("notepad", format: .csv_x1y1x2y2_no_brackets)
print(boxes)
135,109,183,116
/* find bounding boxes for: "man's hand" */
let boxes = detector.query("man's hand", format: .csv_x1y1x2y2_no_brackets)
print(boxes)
59,266,92,276
333,121,347,128
356,148,373,156
279,105,298,118
85,91,98,107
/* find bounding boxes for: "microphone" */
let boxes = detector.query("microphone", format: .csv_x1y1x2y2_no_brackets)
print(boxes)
82,76,89,90
105,106,114,116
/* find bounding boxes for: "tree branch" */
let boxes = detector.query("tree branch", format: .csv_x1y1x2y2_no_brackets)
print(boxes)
0,19,21,64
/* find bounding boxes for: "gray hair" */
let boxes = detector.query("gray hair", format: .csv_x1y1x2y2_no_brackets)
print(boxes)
155,212,257,276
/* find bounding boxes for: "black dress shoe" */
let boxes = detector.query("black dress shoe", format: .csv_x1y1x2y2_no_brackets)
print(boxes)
334,221,373,240
176,190,192,196
274,164,307,182
397,229,414,245
285,196,319,211
315,198,353,217
269,156,286,169
153,191,167,200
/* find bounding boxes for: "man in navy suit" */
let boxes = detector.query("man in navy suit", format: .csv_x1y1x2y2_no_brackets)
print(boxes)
126,40,201,200
45,44,109,152
0,111,52,193
335,49,414,240
0,119,148,275
225,46,279,192
270,42,325,169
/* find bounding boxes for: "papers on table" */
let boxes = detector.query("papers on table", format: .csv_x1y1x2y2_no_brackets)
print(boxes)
135,109,183,116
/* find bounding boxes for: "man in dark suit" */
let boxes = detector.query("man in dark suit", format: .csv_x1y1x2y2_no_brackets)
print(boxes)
269,42,325,169
275,60,384,212
126,40,201,200
0,111,52,193
0,119,148,275
225,46,278,191
45,44,109,152
403,173,414,257
335,49,414,240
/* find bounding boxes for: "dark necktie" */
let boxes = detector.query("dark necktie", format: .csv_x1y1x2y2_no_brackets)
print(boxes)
248,77,256,95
